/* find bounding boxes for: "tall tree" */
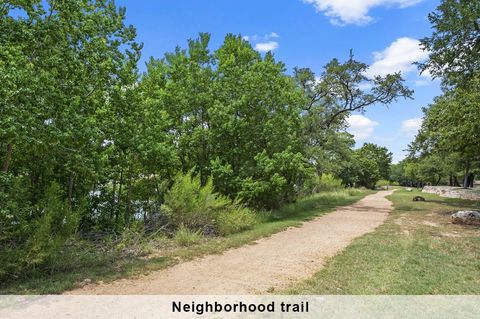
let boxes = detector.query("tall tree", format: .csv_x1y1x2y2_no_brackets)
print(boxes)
418,0,480,87
294,53,411,180
356,143,393,181
419,77,480,187
142,34,310,208
0,0,141,205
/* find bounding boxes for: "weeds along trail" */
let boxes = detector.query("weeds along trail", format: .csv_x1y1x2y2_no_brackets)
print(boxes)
67,190,395,294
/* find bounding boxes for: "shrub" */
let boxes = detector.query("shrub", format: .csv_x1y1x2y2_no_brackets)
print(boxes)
346,188,364,197
162,170,230,231
305,173,343,194
235,149,313,209
174,225,203,246
216,203,257,236
318,173,343,191
0,182,79,280
376,179,391,188
115,223,152,257
163,171,262,236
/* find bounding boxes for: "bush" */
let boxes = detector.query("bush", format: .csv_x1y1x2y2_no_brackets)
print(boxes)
0,182,79,280
346,188,365,197
162,170,230,231
174,225,203,246
163,171,261,236
216,203,257,236
115,223,152,257
375,179,391,188
235,149,313,209
305,173,343,194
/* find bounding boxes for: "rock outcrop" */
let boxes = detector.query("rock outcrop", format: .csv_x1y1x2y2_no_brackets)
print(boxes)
451,211,480,226
422,186,480,201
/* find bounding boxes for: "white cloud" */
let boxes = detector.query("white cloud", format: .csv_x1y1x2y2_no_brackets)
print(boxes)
401,117,422,136
414,79,430,86
365,37,429,78
346,114,379,140
303,0,423,25
244,32,280,52
255,41,279,52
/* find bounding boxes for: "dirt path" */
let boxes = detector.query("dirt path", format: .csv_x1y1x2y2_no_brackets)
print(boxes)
68,190,395,295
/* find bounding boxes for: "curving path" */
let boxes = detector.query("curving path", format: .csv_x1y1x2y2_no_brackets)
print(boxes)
68,190,395,294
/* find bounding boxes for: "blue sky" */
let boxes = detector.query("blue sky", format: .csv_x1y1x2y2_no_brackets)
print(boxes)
117,0,442,163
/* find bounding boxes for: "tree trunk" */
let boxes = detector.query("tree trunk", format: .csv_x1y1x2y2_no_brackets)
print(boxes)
467,173,475,188
2,143,13,173
462,162,471,188
116,170,123,225
67,173,75,208
125,175,132,227
449,175,453,187
110,179,117,219
453,175,461,187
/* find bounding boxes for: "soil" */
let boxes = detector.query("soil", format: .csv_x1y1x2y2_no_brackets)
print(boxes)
67,190,395,295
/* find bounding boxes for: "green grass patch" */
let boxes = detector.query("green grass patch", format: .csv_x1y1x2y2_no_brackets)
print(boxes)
174,226,204,247
285,188,480,295
0,189,372,294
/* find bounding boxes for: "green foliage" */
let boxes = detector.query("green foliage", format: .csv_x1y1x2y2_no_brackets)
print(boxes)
295,53,412,130
216,204,257,236
419,0,480,87
163,171,259,236
423,80,480,159
143,33,309,209
356,143,393,180
337,143,387,189
25,184,79,264
174,226,203,247
115,224,153,257
375,179,390,187
408,0,480,188
294,54,410,193
317,173,343,191
0,0,408,287
354,155,381,189
236,149,313,208
305,173,344,193
0,182,78,280
162,170,230,231
0,189,371,294
407,76,480,187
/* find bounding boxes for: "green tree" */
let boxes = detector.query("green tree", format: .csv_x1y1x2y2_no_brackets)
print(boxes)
419,0,480,87
415,0,480,188
352,154,381,189
420,80,480,187
294,53,411,182
142,34,310,208
0,0,142,276
0,0,141,203
211,35,309,208
356,143,393,180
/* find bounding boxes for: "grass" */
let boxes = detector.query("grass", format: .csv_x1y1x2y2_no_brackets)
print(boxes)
174,226,203,246
286,188,480,295
0,189,372,294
